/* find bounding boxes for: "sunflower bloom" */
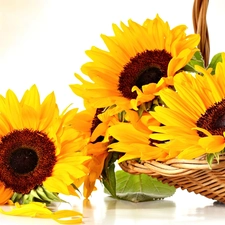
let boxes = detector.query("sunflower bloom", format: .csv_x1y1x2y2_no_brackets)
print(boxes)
70,14,200,110
0,85,90,197
150,52,225,160
82,142,109,198
71,105,120,198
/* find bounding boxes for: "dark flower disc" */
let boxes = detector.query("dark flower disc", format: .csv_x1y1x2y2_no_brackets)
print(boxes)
0,128,57,194
197,98,225,137
118,49,172,99
91,108,105,143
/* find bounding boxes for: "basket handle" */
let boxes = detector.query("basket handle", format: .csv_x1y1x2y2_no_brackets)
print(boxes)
192,0,210,67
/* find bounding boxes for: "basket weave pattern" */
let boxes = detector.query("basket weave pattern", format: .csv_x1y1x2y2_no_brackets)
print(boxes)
120,156,225,203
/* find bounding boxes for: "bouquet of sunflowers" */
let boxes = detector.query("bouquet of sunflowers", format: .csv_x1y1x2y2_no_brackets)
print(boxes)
1,0,225,223
69,13,202,200
70,3,225,204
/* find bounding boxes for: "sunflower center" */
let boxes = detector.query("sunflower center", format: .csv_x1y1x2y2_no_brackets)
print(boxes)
196,99,225,137
136,67,163,89
9,148,38,174
118,49,172,99
0,129,56,194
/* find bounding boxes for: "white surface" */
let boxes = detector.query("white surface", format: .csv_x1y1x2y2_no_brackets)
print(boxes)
0,185,224,225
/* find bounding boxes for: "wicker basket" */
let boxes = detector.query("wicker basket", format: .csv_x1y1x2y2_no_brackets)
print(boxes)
120,156,225,203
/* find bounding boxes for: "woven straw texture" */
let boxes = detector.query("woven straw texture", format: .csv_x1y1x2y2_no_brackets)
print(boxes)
120,156,225,203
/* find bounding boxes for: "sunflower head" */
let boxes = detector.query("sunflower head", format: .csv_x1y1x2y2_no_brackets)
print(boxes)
70,14,200,111
0,85,90,198
70,105,121,198
149,52,225,161
0,128,56,194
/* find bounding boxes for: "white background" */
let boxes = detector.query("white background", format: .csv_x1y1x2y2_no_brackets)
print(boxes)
1,1,225,224
0,0,225,112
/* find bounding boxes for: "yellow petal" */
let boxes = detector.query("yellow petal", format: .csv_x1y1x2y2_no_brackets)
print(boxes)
0,202,82,224
198,136,225,153
21,84,41,112
178,145,206,159
0,182,13,205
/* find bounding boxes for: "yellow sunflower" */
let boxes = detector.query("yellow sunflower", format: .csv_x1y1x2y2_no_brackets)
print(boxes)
71,105,120,198
82,142,109,198
0,85,90,197
70,14,200,111
150,52,225,160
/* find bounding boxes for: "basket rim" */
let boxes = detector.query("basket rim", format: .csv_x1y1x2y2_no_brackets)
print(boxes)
119,155,225,177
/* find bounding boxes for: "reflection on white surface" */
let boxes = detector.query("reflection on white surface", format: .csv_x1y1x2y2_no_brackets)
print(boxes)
1,184,225,225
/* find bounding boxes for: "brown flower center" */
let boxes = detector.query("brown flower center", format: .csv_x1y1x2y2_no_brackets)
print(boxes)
10,148,38,174
196,99,225,137
0,129,56,194
91,108,105,143
91,108,105,134
118,49,172,99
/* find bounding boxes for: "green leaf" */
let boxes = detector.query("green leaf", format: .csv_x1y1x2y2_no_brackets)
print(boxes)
102,163,117,198
182,51,205,72
207,53,222,75
105,170,176,202
101,152,119,198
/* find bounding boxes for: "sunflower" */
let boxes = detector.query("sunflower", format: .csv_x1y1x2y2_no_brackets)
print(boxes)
0,85,90,198
71,104,120,198
149,52,225,160
70,14,200,111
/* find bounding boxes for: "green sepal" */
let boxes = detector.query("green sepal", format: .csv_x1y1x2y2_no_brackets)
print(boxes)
206,153,215,169
206,153,220,169
207,53,222,75
11,186,65,204
118,110,126,122
137,104,146,117
11,193,23,203
71,183,81,195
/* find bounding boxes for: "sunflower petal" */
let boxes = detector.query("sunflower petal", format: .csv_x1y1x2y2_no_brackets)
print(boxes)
0,202,82,224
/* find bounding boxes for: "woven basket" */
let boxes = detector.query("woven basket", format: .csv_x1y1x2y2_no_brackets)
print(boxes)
120,156,225,203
